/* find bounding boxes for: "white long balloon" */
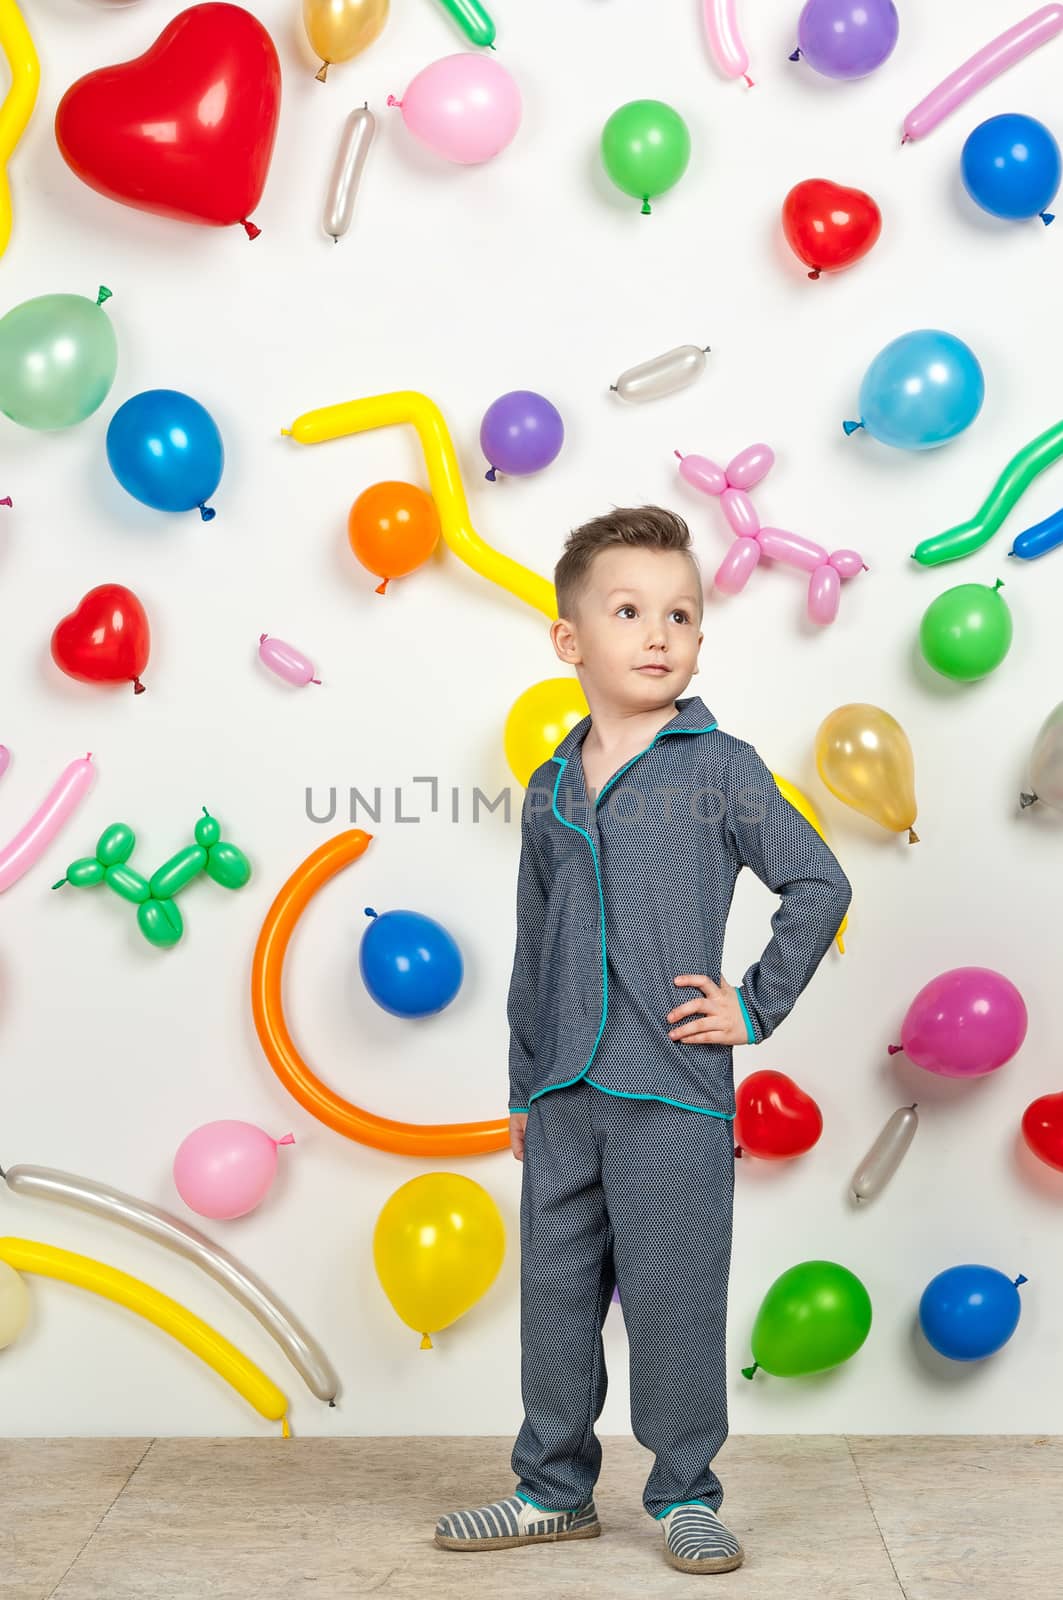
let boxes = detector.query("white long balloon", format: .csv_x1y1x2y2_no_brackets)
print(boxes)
0,1161,340,1404
323,103,376,242
849,1106,919,1203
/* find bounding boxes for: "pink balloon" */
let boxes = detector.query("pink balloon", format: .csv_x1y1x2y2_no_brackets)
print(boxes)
889,967,1028,1078
258,634,320,687
714,537,761,594
721,487,759,538
902,6,1063,144
173,1120,295,1220
807,564,840,625
725,443,774,489
829,548,868,580
758,526,826,571
0,754,95,894
0,746,9,781
676,452,727,496
702,0,753,85
388,54,522,165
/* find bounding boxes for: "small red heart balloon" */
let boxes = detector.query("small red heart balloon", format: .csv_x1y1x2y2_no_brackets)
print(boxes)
1022,1092,1063,1172
734,1069,823,1160
782,177,882,280
51,585,151,695
54,3,281,240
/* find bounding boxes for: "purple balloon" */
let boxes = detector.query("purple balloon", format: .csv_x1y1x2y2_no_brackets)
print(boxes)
793,0,899,80
479,390,565,481
889,966,1028,1078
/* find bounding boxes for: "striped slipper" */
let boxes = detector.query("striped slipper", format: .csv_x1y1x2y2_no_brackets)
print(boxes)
434,1493,601,1551
659,1502,744,1574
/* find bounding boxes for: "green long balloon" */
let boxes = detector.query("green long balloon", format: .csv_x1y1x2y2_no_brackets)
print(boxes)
432,0,495,47
912,418,1063,567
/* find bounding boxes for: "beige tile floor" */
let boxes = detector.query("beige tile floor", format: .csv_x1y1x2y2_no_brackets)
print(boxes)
1,1435,1058,1600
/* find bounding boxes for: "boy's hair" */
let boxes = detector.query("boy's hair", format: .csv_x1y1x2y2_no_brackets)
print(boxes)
554,505,703,622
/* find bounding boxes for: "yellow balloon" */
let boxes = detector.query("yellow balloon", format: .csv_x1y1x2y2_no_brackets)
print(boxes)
0,0,40,260
281,392,557,619
772,772,849,954
303,0,389,81
505,677,589,788
373,1174,505,1350
0,1257,30,1347
815,704,919,844
0,1238,291,1434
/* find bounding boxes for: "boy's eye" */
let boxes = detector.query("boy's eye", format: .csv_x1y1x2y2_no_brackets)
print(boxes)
671,610,690,624
616,604,637,618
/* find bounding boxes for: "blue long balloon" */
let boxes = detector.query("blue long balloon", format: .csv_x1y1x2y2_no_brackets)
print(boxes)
1010,504,1063,560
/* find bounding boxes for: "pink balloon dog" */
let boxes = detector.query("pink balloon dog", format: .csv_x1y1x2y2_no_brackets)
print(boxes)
888,966,1028,1077
676,445,867,624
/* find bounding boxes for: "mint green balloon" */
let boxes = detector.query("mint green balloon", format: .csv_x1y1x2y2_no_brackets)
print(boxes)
919,579,1013,681
743,1260,872,1379
0,287,117,430
600,99,691,214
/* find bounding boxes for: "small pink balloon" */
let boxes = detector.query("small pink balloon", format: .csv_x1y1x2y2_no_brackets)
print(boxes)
0,745,9,781
830,548,868,580
808,564,840,625
888,966,1028,1078
715,537,761,594
676,452,727,496
757,526,827,571
258,634,320,687
173,1120,295,1220
721,487,759,538
388,54,522,165
725,443,774,489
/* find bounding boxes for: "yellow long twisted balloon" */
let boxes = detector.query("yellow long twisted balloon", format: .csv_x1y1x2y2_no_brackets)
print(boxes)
0,0,39,259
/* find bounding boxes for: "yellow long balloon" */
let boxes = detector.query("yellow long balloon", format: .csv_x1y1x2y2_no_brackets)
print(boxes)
0,0,39,260
0,1237,291,1434
282,391,558,619
772,773,849,954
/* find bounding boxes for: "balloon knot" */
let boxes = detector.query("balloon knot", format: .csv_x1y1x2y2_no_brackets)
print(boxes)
741,1362,759,1379
364,906,378,919
241,218,262,240
96,286,113,307
908,827,920,844
282,1416,291,1438
1042,212,1055,225
674,449,684,460
733,1146,743,1159
310,678,322,685
277,1133,296,1147
199,503,217,522
260,633,268,644
743,75,754,88
993,578,1005,590
1015,1274,1029,1287
485,466,498,481
51,878,67,891
386,94,401,108
0,496,11,508
808,268,821,280
375,577,388,594
641,197,652,215
1019,791,1039,809
788,48,801,61
842,420,864,436
887,1044,903,1056
133,678,146,695
316,62,329,83
420,1332,433,1350
901,133,911,145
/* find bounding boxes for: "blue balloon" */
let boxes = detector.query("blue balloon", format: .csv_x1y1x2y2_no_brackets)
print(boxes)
1010,504,1063,560
359,906,464,1018
844,329,985,450
106,389,223,520
919,1265,1027,1362
961,113,1061,224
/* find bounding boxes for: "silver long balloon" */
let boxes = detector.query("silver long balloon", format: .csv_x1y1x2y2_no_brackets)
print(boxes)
0,1161,340,1404
610,343,711,403
323,104,377,242
849,1105,919,1204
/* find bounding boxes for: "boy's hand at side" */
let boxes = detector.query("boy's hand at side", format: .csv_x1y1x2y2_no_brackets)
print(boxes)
509,1112,528,1161
667,975,748,1046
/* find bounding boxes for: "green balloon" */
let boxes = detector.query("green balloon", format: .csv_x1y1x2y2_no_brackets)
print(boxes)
137,898,184,949
744,1260,872,1379
205,841,252,891
919,579,1013,681
96,823,135,868
194,809,222,850
105,864,151,905
600,100,691,214
0,287,117,431
60,858,105,890
149,845,207,900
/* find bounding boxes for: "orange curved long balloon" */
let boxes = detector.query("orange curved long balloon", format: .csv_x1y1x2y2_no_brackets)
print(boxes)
251,830,510,1157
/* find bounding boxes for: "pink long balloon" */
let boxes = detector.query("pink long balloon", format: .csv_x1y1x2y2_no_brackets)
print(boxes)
758,526,827,571
0,746,10,782
715,538,761,594
0,754,96,894
902,5,1063,144
258,635,320,687
702,0,753,85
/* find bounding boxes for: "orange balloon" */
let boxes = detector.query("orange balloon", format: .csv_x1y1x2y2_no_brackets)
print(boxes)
250,830,509,1157
347,480,441,594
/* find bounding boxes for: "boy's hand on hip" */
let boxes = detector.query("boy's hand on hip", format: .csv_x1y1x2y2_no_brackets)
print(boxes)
509,1112,528,1161
667,974,747,1046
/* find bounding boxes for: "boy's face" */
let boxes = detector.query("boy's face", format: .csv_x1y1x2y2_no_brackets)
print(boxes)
551,546,704,708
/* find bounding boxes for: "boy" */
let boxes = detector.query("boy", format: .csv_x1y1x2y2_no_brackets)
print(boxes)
435,507,851,1574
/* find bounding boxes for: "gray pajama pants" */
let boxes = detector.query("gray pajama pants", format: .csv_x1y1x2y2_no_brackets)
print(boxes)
511,1076,735,1520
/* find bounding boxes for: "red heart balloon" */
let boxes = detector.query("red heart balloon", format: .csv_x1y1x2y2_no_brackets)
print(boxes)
54,3,281,240
1022,1092,1063,1172
734,1069,823,1160
51,585,151,695
782,177,882,280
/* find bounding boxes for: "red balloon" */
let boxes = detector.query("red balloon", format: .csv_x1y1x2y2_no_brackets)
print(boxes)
51,585,151,695
734,1069,823,1160
54,3,281,239
1022,1092,1063,1172
782,177,882,280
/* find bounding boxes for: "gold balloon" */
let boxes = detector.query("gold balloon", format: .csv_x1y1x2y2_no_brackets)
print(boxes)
504,677,589,789
815,704,919,844
772,773,850,952
373,1173,505,1350
303,0,389,82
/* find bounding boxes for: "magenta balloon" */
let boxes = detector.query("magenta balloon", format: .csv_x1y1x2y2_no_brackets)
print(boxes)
894,966,1028,1077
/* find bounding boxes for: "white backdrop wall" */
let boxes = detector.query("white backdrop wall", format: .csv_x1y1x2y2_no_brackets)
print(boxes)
2,0,1062,1440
